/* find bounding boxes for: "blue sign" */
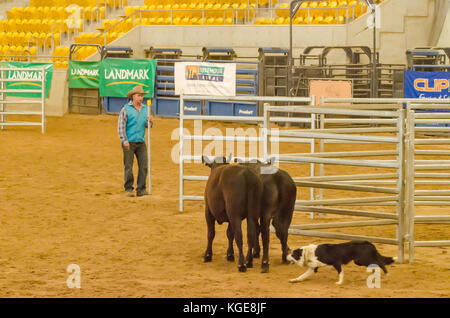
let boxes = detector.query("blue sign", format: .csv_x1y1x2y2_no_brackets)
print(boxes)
404,70,450,99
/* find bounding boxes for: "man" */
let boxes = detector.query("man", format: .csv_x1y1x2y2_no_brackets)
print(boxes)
118,85,154,197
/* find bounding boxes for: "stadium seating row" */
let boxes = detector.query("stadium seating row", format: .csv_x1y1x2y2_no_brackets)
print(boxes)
0,19,90,34
0,31,61,47
74,31,125,45
143,0,276,5
29,0,104,7
6,6,106,22
120,0,380,25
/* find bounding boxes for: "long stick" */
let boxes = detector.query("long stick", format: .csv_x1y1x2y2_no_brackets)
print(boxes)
147,110,151,195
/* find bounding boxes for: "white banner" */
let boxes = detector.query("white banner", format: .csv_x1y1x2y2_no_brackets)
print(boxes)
175,62,236,96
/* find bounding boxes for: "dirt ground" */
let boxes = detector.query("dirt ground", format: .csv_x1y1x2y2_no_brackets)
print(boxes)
0,114,449,298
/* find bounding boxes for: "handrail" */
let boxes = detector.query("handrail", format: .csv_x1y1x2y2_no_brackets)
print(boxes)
86,2,370,47
20,50,31,62
91,7,101,23
27,36,38,53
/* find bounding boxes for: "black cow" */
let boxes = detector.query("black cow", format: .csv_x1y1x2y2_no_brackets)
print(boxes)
202,156,264,272
235,158,297,271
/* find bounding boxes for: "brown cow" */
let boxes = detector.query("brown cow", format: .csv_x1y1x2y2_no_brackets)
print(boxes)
202,156,265,272
234,158,297,269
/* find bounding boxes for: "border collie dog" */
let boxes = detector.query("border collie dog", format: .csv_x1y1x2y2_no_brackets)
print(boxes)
287,240,396,285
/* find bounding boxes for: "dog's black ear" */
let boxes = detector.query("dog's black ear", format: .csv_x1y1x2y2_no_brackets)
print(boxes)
291,248,303,261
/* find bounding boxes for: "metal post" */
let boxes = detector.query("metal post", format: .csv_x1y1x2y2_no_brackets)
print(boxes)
263,102,269,160
371,4,377,98
406,103,415,263
179,94,185,212
41,68,45,134
147,111,151,195
1,70,4,130
396,107,405,263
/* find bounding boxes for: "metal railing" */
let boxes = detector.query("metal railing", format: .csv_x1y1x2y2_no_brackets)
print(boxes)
0,66,46,134
86,1,370,46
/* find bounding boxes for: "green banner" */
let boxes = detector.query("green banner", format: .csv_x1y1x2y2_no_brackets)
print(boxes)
6,62,54,98
69,60,101,89
99,58,156,98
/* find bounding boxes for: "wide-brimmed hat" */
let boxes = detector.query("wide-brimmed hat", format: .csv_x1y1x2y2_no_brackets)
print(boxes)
126,85,149,98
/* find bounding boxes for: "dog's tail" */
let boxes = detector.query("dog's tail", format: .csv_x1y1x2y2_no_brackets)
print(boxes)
377,253,395,265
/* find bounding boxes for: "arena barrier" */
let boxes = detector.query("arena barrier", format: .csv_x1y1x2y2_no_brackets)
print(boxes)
405,101,450,262
0,67,46,134
178,94,313,212
178,96,450,263
264,101,407,262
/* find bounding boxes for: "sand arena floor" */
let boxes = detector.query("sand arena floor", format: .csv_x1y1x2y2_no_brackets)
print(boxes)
0,114,449,298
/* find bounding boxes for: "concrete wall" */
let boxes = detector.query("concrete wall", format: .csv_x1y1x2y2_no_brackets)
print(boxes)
131,24,347,59
347,0,437,64
437,5,450,47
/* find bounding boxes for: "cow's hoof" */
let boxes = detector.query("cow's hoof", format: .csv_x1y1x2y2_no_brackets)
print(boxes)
227,254,235,262
204,255,212,262
238,265,247,272
261,263,269,273
282,259,290,265
246,261,253,268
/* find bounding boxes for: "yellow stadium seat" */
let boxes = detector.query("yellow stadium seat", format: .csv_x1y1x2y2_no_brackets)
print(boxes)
190,17,200,25
293,16,304,24
254,17,265,24
275,3,289,18
275,17,284,24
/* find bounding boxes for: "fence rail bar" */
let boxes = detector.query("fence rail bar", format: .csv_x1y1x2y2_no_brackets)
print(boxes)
414,113,450,119
415,164,450,170
414,215,450,223
182,115,264,122
414,139,450,145
181,94,312,103
0,121,42,126
285,151,398,158
415,150,450,156
295,196,399,206
294,205,398,219
291,127,399,134
183,176,208,181
290,220,398,230
414,241,450,247
269,117,313,123
0,100,43,104
266,106,399,118
415,173,450,178
323,118,397,124
293,173,397,182
324,98,450,104
183,135,264,142
414,190,450,195
0,111,43,115
295,180,398,194
279,155,399,169
182,195,204,201
288,229,399,245
274,130,399,143
415,201,450,206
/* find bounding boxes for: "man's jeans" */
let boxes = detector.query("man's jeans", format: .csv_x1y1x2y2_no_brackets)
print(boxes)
123,142,148,192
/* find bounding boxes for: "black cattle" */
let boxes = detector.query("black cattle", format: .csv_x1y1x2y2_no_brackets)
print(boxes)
202,156,264,272
235,158,297,270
